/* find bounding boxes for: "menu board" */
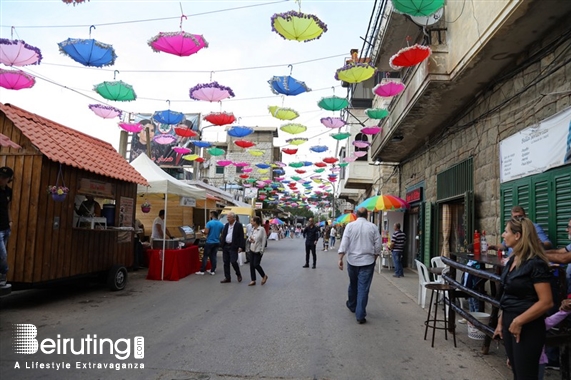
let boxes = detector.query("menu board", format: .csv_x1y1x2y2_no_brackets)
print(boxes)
500,107,571,183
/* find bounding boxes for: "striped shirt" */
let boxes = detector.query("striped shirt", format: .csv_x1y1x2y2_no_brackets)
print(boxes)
391,229,406,251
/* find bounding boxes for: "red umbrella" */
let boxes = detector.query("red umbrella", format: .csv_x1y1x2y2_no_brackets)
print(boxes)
314,162,327,167
174,127,197,137
239,174,250,179
295,169,306,174
282,148,298,155
195,157,205,163
234,140,255,149
389,44,431,70
0,69,35,90
323,157,338,164
203,112,236,126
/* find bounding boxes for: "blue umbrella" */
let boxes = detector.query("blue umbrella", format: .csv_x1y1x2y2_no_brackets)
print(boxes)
273,169,285,175
153,110,184,125
256,163,271,169
227,126,253,138
191,140,212,148
309,145,328,153
268,75,311,96
58,38,117,67
302,160,313,166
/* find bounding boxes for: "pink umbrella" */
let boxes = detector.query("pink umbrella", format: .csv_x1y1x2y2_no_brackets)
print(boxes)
352,140,370,148
233,161,250,167
88,104,122,119
353,151,367,157
148,31,208,57
189,81,235,102
320,117,346,129
373,81,405,97
153,134,177,145
172,146,191,154
118,122,143,133
0,39,43,66
344,156,357,163
216,160,232,167
361,126,382,135
0,69,35,90
243,167,254,173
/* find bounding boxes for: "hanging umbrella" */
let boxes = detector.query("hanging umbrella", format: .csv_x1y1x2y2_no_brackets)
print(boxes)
289,162,304,168
282,148,298,155
336,213,357,224
243,167,254,173
148,31,208,57
338,162,349,167
280,123,307,135
365,108,389,120
195,157,205,163
273,161,286,167
356,194,410,212
257,169,269,174
320,117,346,129
189,81,235,102
204,112,236,126
207,147,225,156
271,10,328,42
239,174,250,179
233,161,250,167
330,132,351,140
216,160,232,167
182,154,199,161
391,0,445,17
353,140,371,148
0,39,42,66
268,106,299,120
309,145,328,153
94,80,136,101
295,169,306,174
174,126,197,137
172,146,191,154
191,140,212,148
58,38,117,67
335,62,376,84
62,0,88,5
314,168,325,173
318,96,348,111
323,157,338,164
0,69,35,90
268,75,311,96
248,149,264,157
361,126,382,135
286,137,308,146
269,218,285,225
302,161,313,167
354,151,368,157
373,81,405,97
389,44,432,70
118,122,143,133
234,140,256,149
256,163,271,169
314,162,327,168
88,104,122,119
344,156,357,163
227,126,254,138
153,110,184,125
153,134,176,145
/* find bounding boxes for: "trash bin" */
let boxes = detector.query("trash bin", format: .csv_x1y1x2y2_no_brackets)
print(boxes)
101,204,115,227
467,312,490,340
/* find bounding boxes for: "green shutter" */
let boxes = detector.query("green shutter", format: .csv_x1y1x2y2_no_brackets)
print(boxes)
423,201,432,267
464,190,474,244
533,179,550,237
553,171,571,245
501,186,513,232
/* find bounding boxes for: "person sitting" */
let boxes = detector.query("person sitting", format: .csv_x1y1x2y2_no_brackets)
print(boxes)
76,195,101,217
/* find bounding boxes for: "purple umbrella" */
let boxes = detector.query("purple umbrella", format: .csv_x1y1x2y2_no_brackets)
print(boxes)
189,81,235,102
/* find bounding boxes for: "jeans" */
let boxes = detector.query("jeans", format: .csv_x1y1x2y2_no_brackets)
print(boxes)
201,243,219,273
305,244,316,266
222,246,241,280
392,250,404,277
330,236,336,247
249,251,265,281
0,229,10,274
346,262,375,321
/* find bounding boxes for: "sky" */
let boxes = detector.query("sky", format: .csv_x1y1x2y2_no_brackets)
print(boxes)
0,0,375,195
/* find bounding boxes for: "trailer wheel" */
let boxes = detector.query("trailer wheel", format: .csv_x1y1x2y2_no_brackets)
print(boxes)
107,265,128,291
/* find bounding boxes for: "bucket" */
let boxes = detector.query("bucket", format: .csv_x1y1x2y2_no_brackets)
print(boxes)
467,312,490,340
101,204,116,227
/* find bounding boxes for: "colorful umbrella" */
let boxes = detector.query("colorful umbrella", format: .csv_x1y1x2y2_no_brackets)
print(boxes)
216,160,232,167
174,126,197,137
153,109,184,125
268,75,311,96
353,140,371,148
94,80,136,101
286,137,308,146
356,194,410,212
302,161,313,167
234,140,255,149
62,0,88,5
256,163,271,169
248,149,264,157
189,81,235,102
289,162,304,168
323,157,338,164
148,31,208,57
191,140,212,148
172,146,191,154
353,151,368,157
195,157,205,163
314,162,327,168
309,145,328,153
320,117,347,129
331,132,351,140
0,69,35,90
58,38,116,67
282,148,298,155
268,106,299,120
0,39,42,66
182,154,199,161
338,162,349,167
204,112,236,126
227,126,253,138
361,126,382,135
314,168,325,173
373,81,405,97
271,10,328,42
389,44,432,70
335,62,376,84
365,108,389,120
295,169,306,174
233,161,250,167
280,123,307,135
318,96,349,111
88,104,122,119
335,213,357,224
153,134,176,145
118,122,143,133
207,147,225,156
391,0,445,17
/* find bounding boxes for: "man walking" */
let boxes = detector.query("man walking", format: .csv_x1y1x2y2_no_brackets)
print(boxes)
302,218,320,269
219,212,245,283
196,211,224,276
338,207,381,324
0,167,13,287
389,222,406,278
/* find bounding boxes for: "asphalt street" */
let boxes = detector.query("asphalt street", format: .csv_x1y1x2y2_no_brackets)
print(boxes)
0,236,526,380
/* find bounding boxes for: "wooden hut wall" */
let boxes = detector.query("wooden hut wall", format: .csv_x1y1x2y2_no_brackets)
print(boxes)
134,195,195,239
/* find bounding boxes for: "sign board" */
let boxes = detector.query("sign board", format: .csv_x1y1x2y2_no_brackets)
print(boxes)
406,187,422,203
180,197,196,207
500,107,571,183
78,178,114,198
255,202,263,209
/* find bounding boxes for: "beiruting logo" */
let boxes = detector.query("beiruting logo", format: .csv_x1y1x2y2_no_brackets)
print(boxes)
13,324,144,361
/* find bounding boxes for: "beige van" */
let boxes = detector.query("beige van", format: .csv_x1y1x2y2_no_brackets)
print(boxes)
218,206,256,229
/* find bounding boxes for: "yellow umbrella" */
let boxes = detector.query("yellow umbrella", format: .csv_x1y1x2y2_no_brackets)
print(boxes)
268,106,299,121
335,63,376,84
182,154,199,161
286,137,308,146
271,10,328,42
280,123,307,135
248,149,264,156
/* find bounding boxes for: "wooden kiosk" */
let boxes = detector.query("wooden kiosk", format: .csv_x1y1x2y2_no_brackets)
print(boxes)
0,103,148,291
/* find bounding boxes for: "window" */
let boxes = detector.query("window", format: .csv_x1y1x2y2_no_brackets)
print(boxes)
215,165,224,174
236,166,243,174
354,133,368,161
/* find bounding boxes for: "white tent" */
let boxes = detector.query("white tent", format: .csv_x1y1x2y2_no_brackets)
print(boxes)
130,153,206,280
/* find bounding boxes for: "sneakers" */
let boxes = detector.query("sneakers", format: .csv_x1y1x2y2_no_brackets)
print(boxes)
210,271,216,276
458,318,467,324
195,271,205,275
303,264,309,268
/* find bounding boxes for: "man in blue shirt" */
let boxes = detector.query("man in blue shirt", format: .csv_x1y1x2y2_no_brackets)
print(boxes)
196,211,224,276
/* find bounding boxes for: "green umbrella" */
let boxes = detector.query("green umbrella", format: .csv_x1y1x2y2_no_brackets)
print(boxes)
289,162,304,168
207,147,225,156
314,168,325,173
93,80,136,101
291,175,301,181
366,108,389,120
318,96,348,111
391,0,445,17
330,132,351,140
338,162,349,167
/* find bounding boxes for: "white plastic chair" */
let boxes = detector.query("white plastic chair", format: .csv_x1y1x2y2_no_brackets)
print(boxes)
415,259,442,309
430,256,446,282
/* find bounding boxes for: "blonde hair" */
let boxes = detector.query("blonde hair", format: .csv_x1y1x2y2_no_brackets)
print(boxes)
507,217,549,267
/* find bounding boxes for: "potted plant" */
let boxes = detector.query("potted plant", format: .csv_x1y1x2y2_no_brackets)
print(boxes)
141,201,151,213
47,185,69,202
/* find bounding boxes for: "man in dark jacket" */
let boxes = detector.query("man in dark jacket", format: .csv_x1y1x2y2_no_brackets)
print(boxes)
219,212,245,283
302,218,320,269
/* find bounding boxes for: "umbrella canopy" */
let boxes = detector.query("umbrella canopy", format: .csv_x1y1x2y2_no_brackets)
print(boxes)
0,38,42,66
309,145,328,153
207,147,225,156
373,81,405,97
182,154,199,161
270,218,285,225
268,106,299,120
282,147,298,155
356,194,410,212
88,104,122,119
234,140,255,148
118,122,143,133
0,69,35,90
318,96,348,111
248,149,264,157
216,160,232,167
153,134,176,145
94,80,136,101
148,31,208,57
321,117,346,129
365,108,389,120
153,110,184,125
289,162,304,168
353,140,371,148
323,157,338,164
191,140,212,148
172,146,191,154
271,10,328,42
361,126,382,135
335,62,376,84
58,38,117,67
335,213,357,224
391,0,445,17
268,75,311,96
174,126,197,137
255,163,271,169
389,44,432,70
280,123,307,135
189,81,235,102
204,112,236,126
227,126,253,138
286,137,308,146
331,132,351,140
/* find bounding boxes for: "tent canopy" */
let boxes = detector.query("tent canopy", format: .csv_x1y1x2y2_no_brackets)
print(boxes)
130,153,206,199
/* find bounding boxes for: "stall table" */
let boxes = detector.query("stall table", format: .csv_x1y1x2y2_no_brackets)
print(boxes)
146,245,208,281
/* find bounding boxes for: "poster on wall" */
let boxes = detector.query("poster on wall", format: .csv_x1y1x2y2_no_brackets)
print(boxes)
129,113,200,167
500,106,571,183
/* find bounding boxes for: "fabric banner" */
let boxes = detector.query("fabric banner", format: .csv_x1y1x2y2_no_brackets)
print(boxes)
500,106,571,183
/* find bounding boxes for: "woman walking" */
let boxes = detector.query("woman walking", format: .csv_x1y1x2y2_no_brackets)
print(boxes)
248,216,268,286
493,216,553,379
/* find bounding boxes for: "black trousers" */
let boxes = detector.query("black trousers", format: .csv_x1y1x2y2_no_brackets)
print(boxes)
249,251,265,281
222,246,241,280
305,243,316,266
502,311,545,379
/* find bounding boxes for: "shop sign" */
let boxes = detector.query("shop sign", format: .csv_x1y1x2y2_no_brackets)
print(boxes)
78,179,114,198
406,187,422,203
180,197,196,207
255,202,263,209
